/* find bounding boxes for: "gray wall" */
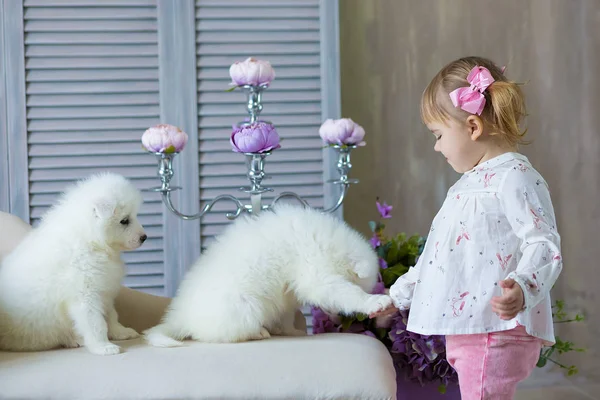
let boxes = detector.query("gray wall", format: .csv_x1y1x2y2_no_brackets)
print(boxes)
340,0,599,382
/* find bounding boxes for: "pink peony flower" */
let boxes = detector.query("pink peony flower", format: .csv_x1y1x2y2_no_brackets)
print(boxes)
319,118,366,146
141,124,188,153
229,57,275,87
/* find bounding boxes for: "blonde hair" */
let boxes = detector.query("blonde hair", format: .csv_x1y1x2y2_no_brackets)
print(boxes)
421,56,528,147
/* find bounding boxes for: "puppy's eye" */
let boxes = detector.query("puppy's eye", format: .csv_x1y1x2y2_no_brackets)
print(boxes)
120,218,130,226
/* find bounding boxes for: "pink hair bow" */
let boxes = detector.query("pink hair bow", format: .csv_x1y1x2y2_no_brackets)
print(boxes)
449,66,495,115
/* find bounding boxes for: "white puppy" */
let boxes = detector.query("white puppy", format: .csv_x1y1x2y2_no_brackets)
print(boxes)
0,173,147,355
145,204,392,347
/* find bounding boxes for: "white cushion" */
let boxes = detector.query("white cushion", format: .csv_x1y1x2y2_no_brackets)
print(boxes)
0,333,396,400
0,211,397,399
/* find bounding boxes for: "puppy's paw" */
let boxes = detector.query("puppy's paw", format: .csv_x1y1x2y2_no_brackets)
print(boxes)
87,342,122,356
249,327,271,341
363,294,394,316
109,326,140,341
258,327,271,339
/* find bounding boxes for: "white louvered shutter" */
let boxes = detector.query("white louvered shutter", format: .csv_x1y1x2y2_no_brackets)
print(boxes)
196,0,325,247
23,0,166,295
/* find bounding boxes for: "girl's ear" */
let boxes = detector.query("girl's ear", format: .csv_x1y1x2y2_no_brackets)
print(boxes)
465,115,484,141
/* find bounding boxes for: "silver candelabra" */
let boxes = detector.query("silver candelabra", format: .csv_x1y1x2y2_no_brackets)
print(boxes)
147,84,359,220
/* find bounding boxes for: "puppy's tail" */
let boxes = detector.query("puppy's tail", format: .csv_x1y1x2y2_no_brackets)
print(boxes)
143,324,184,348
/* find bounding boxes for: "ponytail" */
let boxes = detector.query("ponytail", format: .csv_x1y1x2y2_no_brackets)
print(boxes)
486,80,528,146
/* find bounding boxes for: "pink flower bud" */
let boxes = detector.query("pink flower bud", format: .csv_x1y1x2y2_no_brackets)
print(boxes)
229,57,275,87
142,124,188,153
319,118,366,146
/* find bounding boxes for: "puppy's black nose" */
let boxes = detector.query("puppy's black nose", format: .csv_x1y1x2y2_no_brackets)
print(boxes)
140,234,147,243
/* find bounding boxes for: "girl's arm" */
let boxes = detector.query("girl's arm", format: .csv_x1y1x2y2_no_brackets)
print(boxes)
499,167,563,311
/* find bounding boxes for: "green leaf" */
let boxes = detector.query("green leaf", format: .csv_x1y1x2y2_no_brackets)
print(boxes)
225,86,237,92
356,313,367,322
163,145,176,154
552,300,567,321
395,232,407,244
381,264,409,286
340,315,355,331
437,384,447,394
553,299,565,309
377,242,391,258
368,221,377,233
536,356,547,368
375,328,388,339
387,243,399,265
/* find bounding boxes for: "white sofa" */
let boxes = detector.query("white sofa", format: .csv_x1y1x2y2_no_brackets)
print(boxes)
0,212,397,400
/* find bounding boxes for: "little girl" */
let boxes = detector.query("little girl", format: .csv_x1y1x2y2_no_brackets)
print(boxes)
372,56,563,400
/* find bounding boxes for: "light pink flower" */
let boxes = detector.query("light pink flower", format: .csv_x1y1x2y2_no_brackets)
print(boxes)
142,124,188,153
319,118,366,146
229,57,275,87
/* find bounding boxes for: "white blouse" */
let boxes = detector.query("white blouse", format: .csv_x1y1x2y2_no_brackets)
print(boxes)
390,152,562,344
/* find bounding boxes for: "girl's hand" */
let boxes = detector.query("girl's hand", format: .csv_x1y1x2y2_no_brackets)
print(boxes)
491,279,525,320
369,304,399,319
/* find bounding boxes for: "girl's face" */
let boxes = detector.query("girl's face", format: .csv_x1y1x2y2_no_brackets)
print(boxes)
427,117,485,173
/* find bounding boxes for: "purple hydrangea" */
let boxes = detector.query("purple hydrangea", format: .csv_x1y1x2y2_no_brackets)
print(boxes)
389,310,458,386
311,307,339,335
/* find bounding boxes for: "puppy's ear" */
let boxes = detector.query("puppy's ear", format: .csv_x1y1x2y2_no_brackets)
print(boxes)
352,259,374,279
93,199,116,220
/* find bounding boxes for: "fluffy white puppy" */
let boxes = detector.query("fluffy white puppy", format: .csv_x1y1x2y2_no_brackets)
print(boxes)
0,173,147,355
145,204,392,347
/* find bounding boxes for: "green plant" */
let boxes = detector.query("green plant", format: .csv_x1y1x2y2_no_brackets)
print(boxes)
537,300,585,376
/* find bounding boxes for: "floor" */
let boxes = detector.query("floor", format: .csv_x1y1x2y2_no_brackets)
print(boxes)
515,383,599,400
514,368,599,400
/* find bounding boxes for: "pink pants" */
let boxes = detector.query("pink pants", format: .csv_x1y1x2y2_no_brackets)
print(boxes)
446,326,542,400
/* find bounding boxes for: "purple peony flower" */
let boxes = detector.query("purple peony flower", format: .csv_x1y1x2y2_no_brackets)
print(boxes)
376,200,393,219
230,122,281,153
229,57,275,87
378,257,388,269
141,124,188,153
319,118,366,147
